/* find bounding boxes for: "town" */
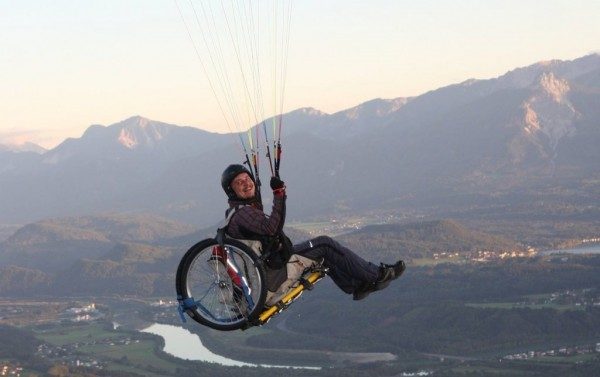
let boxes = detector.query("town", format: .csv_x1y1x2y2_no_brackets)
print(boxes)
503,342,600,361
0,363,23,377
432,247,537,262
35,335,142,371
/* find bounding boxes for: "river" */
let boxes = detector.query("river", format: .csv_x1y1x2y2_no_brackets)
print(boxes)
541,243,600,255
141,323,321,369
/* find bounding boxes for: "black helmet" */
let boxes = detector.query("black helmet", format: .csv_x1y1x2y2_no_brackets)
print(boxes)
221,164,254,199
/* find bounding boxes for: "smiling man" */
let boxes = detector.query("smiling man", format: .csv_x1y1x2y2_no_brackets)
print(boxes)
230,171,256,199
220,164,405,301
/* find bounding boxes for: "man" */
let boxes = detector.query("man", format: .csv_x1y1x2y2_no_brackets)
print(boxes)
221,164,405,301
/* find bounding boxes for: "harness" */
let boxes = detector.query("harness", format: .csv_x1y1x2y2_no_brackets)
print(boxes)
177,207,326,329
217,204,292,271
217,205,324,313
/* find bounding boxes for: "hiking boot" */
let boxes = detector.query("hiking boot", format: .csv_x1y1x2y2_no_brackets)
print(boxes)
352,260,406,301
376,260,406,289
352,281,376,301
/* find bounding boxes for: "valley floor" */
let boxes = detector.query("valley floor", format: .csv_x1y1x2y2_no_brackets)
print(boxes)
1,291,599,377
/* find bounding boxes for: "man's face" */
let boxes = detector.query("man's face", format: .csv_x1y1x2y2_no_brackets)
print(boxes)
231,172,256,199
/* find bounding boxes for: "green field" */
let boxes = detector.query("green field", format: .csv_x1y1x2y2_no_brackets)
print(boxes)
288,217,381,236
450,365,532,376
466,292,588,312
34,322,183,375
532,353,599,364
103,363,167,377
196,325,332,366
412,257,467,266
466,302,584,312
78,340,179,374
35,323,117,346
288,221,333,232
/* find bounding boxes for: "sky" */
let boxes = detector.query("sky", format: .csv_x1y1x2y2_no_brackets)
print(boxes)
1,0,599,149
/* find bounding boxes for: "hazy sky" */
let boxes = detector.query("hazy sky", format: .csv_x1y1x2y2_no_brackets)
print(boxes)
1,0,599,148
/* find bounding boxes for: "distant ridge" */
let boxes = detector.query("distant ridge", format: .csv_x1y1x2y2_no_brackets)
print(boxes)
43,115,229,164
0,54,599,225
0,142,46,154
0,214,195,272
0,217,518,297
337,220,521,260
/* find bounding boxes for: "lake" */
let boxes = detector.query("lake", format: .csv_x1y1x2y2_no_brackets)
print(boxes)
141,323,320,369
541,243,600,255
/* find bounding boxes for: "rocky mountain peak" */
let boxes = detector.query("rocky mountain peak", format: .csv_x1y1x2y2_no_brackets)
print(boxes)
131,115,151,128
113,116,168,149
294,107,327,117
522,72,579,148
344,98,409,120
497,54,600,89
536,72,570,103
2,54,599,226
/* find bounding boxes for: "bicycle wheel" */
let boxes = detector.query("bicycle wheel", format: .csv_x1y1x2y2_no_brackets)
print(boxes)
176,238,266,331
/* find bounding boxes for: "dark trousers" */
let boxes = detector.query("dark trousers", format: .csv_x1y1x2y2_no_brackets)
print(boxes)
293,236,380,294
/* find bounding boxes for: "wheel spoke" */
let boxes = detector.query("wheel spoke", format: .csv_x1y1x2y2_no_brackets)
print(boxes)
179,240,265,329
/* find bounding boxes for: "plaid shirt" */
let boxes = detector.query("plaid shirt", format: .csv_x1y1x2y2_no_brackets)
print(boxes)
226,196,286,239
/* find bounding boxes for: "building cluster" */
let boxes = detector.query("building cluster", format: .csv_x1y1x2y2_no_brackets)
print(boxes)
472,248,537,262
36,335,140,369
504,288,600,309
150,299,176,307
62,303,103,322
581,238,600,244
400,371,431,376
503,342,600,360
298,218,373,236
0,363,23,377
148,299,179,322
432,252,461,260
498,249,537,259
0,306,23,322
547,288,600,307
65,303,96,314
432,248,536,262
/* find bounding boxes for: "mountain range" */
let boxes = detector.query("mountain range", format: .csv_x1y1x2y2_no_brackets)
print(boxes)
0,214,516,297
0,142,46,154
1,54,599,226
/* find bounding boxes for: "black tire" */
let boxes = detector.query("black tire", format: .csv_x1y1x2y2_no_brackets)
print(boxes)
176,238,266,331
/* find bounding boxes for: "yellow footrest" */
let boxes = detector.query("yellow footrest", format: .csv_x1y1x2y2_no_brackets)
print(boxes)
258,270,325,324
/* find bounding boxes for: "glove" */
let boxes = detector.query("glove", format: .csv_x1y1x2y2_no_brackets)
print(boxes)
270,176,286,196
270,176,285,190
